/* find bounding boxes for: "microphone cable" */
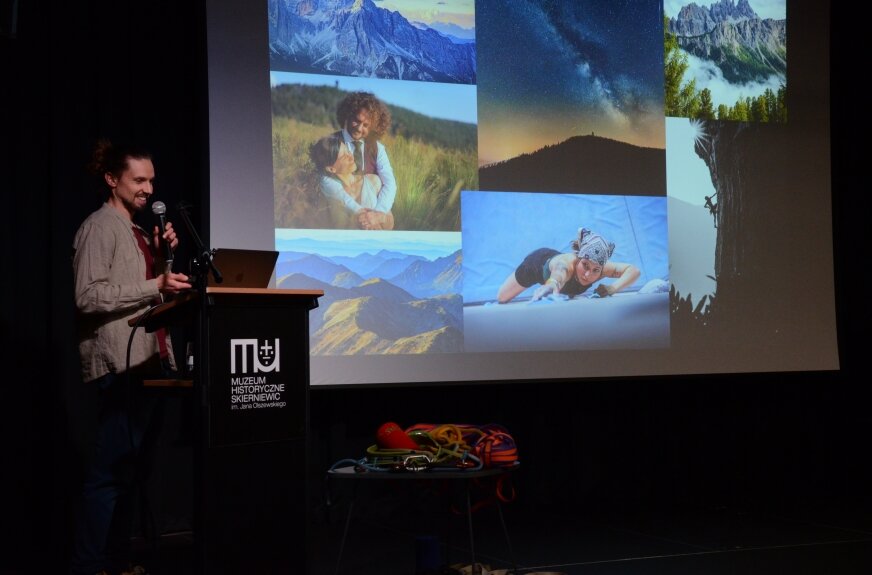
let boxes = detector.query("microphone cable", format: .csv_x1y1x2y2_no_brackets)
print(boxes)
124,302,164,553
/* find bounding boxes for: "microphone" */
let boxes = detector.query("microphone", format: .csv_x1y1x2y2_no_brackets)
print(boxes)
151,201,174,273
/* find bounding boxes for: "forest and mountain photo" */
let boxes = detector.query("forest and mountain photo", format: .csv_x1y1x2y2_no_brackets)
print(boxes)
664,0,787,123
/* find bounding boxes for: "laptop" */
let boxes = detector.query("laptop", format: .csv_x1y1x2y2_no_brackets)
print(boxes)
206,248,279,288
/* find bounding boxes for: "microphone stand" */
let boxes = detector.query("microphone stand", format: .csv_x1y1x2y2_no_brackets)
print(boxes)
174,201,216,573
176,201,223,288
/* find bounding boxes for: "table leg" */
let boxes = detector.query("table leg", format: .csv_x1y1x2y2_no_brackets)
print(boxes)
334,487,357,575
466,482,479,575
496,498,518,574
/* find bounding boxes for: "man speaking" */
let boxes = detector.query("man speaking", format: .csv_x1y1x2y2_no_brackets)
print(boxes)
70,139,190,575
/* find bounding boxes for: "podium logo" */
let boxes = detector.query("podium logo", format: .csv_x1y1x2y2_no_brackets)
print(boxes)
230,339,280,374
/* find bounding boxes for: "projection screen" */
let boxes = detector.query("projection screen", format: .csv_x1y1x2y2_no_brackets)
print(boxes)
206,0,838,386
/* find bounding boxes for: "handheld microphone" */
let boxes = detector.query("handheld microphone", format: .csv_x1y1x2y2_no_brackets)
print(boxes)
151,201,174,273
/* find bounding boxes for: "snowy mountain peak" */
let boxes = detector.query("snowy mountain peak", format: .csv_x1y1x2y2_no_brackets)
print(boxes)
672,0,761,36
269,0,476,83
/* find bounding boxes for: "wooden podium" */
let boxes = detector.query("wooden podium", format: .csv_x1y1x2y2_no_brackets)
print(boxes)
140,287,322,574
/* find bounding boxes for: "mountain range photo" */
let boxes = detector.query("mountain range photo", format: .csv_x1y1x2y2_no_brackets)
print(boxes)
268,0,476,84
275,248,463,355
665,0,786,118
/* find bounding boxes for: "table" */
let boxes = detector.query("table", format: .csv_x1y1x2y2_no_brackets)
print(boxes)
326,462,520,574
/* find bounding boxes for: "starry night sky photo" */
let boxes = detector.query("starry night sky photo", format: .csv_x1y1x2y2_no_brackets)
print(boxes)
476,0,665,166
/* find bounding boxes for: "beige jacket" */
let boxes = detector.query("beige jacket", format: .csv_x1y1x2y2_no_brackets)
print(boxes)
73,203,176,382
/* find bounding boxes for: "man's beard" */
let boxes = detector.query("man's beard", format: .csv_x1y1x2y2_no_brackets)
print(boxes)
125,195,148,214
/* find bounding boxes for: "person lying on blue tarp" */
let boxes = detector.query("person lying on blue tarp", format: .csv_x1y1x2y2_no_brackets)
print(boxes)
497,227,640,303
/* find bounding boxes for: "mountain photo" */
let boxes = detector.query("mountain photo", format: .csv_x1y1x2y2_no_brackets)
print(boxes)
479,135,666,196
664,0,787,123
274,230,463,355
268,0,476,84
476,0,665,169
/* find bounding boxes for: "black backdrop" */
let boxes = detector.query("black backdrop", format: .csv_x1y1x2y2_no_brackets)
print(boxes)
1,1,867,573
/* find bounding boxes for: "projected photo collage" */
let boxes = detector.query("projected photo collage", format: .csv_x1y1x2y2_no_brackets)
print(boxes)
268,0,787,357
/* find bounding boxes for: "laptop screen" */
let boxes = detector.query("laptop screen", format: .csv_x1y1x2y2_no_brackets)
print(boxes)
206,248,279,288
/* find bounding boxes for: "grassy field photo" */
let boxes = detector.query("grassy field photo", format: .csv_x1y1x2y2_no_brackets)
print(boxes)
272,81,478,232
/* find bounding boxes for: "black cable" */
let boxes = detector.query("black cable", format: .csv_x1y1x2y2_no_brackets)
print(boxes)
124,303,163,555
124,303,160,452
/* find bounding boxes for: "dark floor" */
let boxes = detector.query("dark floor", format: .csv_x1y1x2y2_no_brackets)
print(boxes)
129,476,872,575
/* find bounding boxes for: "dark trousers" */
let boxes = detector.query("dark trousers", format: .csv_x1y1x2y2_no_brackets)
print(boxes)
70,371,166,575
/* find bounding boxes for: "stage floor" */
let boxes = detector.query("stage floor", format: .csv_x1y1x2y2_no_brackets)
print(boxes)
67,482,872,575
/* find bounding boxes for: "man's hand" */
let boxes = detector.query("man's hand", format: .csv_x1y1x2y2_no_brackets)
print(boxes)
356,208,372,229
157,272,192,294
152,221,180,253
358,209,386,230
